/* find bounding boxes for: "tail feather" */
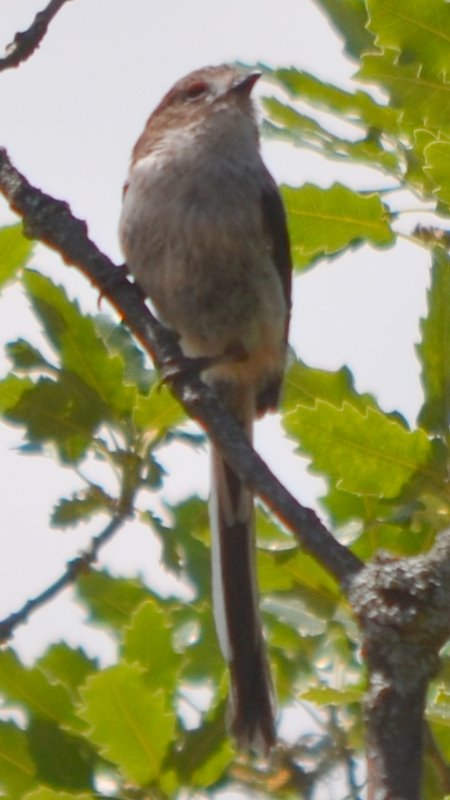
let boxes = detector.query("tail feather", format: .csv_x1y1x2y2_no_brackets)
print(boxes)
210,439,276,753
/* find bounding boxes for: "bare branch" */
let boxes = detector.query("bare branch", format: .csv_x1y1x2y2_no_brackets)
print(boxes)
0,146,362,589
0,510,128,642
350,531,450,800
0,0,72,72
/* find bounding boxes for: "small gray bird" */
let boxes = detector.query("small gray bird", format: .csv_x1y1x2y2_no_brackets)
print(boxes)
119,64,292,753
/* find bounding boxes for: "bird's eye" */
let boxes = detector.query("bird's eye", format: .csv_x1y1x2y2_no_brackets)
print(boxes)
185,81,208,100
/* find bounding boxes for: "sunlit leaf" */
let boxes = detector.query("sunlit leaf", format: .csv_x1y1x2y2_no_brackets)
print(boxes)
24,790,94,800
0,224,34,289
24,271,136,416
0,374,33,413
123,600,179,692
133,382,186,433
264,66,399,132
283,183,394,268
366,0,450,76
300,685,363,705
78,663,175,784
358,52,450,129
284,400,433,497
262,97,399,172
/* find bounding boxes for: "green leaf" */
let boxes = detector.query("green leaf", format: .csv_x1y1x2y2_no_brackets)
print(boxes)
95,315,154,391
284,400,433,498
0,224,34,289
171,703,232,786
123,600,179,693
37,644,98,697
78,662,175,784
133,382,186,433
300,685,363,705
366,0,450,76
27,719,94,790
0,374,33,413
283,359,380,414
311,0,373,60
261,549,339,611
51,486,113,528
424,141,450,209
23,271,136,416
6,338,50,370
0,721,35,799
76,570,150,630
283,183,394,268
0,650,72,724
5,372,106,462
418,249,450,434
358,52,450,129
262,596,328,637
24,790,94,800
265,66,399,133
262,98,399,173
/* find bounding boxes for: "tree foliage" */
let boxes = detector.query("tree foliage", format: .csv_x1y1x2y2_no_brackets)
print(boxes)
0,1,450,798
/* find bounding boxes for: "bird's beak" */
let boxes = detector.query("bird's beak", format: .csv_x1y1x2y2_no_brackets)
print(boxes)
230,71,261,97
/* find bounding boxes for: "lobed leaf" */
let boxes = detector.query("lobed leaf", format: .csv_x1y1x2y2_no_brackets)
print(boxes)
51,486,113,528
23,271,136,417
284,399,433,498
311,0,373,60
358,52,450,130
264,65,399,133
366,0,450,77
123,599,179,693
283,183,394,268
262,97,399,173
5,373,106,462
78,663,175,784
133,382,186,433
0,650,72,724
76,570,150,630
37,644,98,697
6,338,50,371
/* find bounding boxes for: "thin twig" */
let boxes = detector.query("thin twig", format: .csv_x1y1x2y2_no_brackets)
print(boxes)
0,511,127,642
0,0,72,72
0,147,363,589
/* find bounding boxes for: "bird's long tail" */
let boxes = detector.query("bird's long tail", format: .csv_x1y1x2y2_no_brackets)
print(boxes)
209,392,276,753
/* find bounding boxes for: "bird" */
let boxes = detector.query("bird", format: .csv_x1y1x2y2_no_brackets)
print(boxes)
119,64,292,753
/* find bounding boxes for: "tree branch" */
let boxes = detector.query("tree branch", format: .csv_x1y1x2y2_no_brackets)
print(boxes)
0,510,129,642
0,146,362,589
350,531,450,800
0,0,72,72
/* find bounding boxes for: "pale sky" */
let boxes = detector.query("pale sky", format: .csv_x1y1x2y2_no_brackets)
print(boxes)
0,0,430,664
